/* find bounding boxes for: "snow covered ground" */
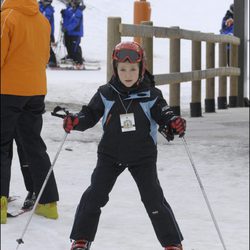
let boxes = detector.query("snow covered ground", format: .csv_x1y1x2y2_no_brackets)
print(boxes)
1,0,249,250
2,108,249,250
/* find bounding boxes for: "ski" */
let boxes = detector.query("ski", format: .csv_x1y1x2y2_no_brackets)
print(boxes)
55,58,101,70
84,61,101,65
8,195,20,203
7,193,36,218
7,208,32,218
59,58,100,65
48,65,101,71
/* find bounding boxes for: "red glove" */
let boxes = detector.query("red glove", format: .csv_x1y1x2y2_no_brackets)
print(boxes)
170,116,186,137
63,115,79,133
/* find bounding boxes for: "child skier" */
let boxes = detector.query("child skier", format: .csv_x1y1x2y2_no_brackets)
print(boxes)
63,41,186,250
61,0,85,69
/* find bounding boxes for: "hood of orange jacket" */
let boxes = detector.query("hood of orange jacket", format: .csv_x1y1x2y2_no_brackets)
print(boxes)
1,0,39,15
1,0,51,96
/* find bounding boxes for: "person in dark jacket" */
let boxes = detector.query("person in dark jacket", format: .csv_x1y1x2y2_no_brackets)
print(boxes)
63,41,186,250
39,0,57,67
61,0,85,69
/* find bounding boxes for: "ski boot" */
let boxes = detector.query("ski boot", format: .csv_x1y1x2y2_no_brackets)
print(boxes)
22,191,36,210
70,240,91,250
0,196,8,224
35,202,58,219
165,244,183,250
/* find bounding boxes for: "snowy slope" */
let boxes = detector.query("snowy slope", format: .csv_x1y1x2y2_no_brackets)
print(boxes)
1,0,249,250
2,108,249,250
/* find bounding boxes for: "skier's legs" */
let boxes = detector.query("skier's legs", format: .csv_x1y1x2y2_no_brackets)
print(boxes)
70,155,125,241
17,96,59,204
71,36,83,64
1,95,24,197
129,162,183,247
48,46,57,67
64,32,72,59
20,165,34,193
14,130,34,193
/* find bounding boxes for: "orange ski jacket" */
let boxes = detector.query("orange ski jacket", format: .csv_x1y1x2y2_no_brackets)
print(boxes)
1,0,50,96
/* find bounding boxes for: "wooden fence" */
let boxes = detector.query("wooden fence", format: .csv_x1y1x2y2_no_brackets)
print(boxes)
106,17,241,117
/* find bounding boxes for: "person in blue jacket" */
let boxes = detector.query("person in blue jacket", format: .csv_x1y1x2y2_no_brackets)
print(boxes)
61,0,85,69
220,3,234,35
220,3,234,65
39,0,57,67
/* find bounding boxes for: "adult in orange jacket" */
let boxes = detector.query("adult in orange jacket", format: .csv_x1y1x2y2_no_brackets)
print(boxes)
1,0,59,224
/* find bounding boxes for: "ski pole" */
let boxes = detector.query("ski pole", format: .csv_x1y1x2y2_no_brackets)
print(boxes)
16,132,68,249
181,136,227,250
16,106,70,249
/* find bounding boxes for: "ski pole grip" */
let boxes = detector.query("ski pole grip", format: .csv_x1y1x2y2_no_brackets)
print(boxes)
51,106,69,119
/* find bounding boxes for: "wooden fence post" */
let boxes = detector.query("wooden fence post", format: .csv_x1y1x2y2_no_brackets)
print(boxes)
218,43,228,109
229,44,239,107
141,21,153,74
169,27,181,115
108,16,241,114
106,17,122,82
190,41,202,117
205,41,215,112
234,0,248,106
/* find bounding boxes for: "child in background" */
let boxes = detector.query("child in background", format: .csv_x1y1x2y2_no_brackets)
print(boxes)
39,0,57,67
63,41,186,250
61,0,85,69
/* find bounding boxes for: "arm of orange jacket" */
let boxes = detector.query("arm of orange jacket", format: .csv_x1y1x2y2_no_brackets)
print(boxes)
1,10,12,69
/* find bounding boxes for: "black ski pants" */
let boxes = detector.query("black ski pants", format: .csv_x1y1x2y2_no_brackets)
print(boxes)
49,46,57,66
0,95,59,203
14,130,34,193
64,33,83,64
70,154,183,247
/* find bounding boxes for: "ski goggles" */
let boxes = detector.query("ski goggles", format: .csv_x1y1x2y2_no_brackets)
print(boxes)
113,49,143,63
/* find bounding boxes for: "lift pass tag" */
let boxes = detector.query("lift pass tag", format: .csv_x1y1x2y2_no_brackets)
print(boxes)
120,113,136,132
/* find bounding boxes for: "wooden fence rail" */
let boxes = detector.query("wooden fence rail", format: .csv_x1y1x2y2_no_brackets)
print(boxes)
107,17,241,117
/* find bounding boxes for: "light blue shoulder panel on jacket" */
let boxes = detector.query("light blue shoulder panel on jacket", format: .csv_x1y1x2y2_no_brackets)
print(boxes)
139,98,158,144
100,93,115,127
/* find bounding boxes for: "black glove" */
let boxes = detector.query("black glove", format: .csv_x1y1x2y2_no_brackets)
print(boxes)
158,124,174,141
159,116,186,141
63,114,79,133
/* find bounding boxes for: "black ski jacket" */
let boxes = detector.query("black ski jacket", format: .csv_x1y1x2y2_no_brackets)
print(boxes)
74,72,175,165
